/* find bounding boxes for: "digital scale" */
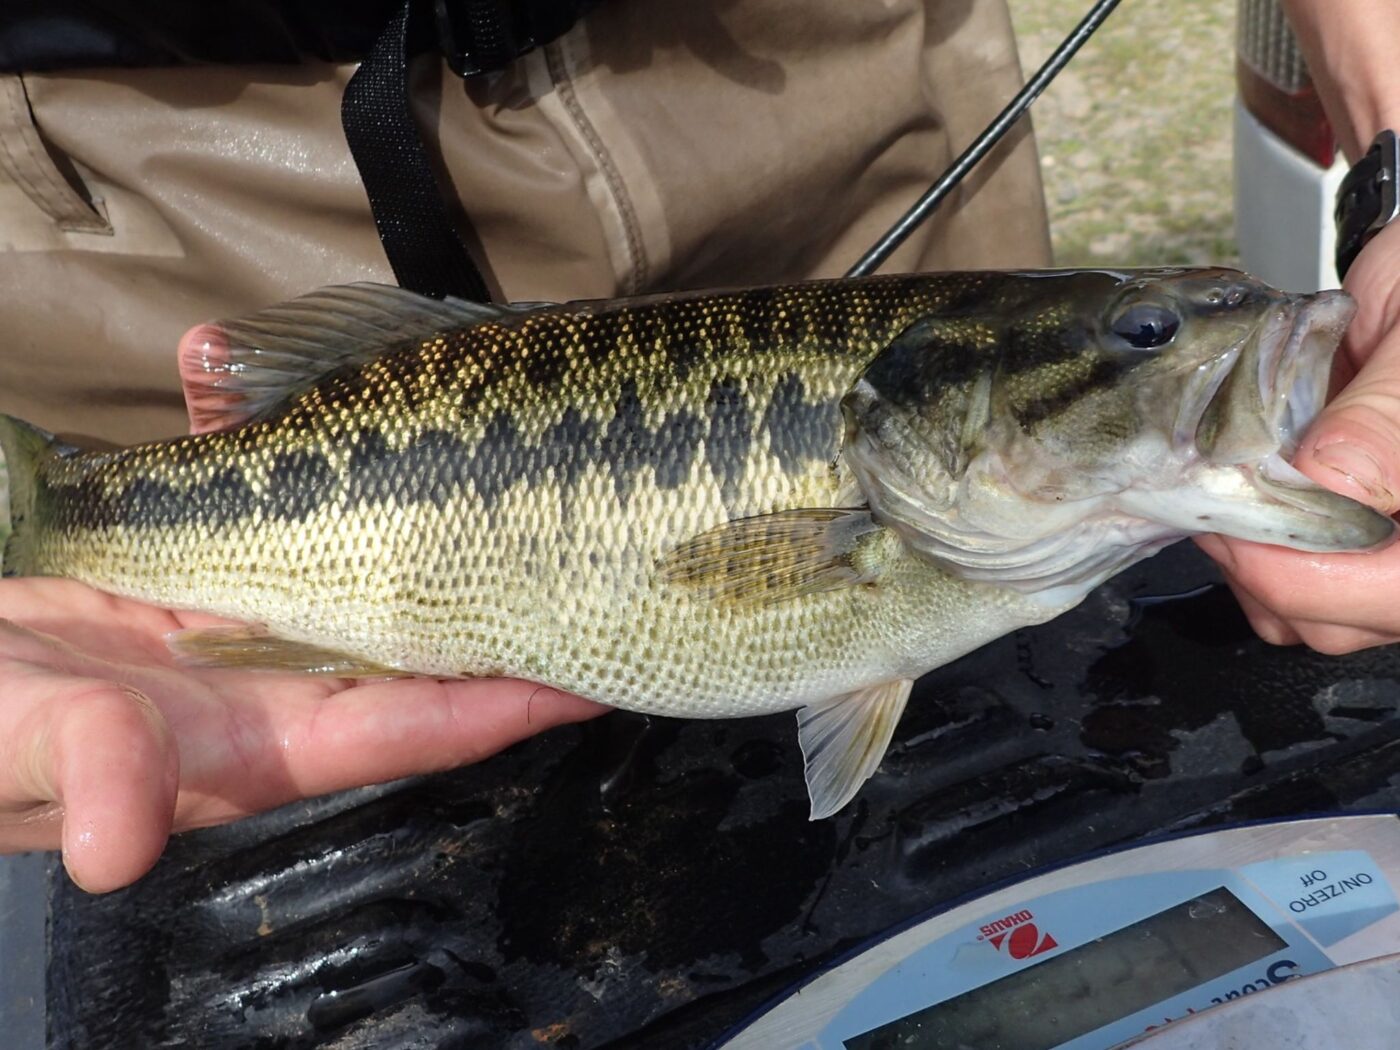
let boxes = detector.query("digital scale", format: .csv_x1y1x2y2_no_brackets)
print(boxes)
711,815,1400,1050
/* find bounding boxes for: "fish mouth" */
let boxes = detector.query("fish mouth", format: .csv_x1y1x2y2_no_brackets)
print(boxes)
1212,290,1394,551
1135,288,1395,553
1240,292,1397,548
1260,290,1354,459
1174,292,1349,465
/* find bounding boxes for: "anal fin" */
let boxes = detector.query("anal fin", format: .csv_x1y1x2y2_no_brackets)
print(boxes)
168,625,405,677
798,678,912,820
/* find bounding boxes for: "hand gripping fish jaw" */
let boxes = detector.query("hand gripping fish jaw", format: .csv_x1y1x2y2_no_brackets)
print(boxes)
843,269,1396,616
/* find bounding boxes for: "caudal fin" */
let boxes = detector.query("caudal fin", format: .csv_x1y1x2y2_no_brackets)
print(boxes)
0,414,62,576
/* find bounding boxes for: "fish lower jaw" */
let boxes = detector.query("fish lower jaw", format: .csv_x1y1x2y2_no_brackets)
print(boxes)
1118,453,1398,553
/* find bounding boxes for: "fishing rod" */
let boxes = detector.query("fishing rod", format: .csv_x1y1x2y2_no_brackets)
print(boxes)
847,0,1125,277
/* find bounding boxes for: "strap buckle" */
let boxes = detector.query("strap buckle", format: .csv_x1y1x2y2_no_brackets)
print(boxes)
1335,129,1400,279
432,0,596,78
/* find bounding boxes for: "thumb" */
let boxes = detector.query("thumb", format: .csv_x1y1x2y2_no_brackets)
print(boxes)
1294,331,1400,515
0,622,180,892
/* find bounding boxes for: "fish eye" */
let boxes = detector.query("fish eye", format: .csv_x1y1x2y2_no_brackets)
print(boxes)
1110,302,1180,349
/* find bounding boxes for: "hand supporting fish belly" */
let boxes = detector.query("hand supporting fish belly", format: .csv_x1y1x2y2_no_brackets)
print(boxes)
1,269,1392,820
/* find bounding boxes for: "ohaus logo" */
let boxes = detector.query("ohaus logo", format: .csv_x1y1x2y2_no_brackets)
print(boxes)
977,909,1058,961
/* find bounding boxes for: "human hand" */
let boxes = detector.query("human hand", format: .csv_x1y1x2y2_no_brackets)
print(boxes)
0,578,605,892
1196,221,1400,653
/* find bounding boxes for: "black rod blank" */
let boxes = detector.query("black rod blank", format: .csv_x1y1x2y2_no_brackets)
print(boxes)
846,0,1124,277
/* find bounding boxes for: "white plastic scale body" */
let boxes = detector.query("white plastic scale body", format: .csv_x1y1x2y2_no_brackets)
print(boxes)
712,815,1400,1050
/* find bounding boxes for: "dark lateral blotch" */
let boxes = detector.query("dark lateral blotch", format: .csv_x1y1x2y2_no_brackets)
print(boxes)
763,372,842,475
603,380,704,501
704,374,753,507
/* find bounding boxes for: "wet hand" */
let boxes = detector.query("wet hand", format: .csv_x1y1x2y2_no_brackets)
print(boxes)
0,578,604,892
1198,222,1400,652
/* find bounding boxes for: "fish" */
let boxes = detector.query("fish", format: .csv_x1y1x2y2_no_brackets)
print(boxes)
0,269,1393,819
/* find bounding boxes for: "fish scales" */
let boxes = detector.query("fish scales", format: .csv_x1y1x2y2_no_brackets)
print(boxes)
19,273,1040,717
7,268,1390,818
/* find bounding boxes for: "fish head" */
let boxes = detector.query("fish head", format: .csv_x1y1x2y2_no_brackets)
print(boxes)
843,268,1396,603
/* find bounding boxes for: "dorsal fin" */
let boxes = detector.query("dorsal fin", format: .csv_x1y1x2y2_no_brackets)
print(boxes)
179,283,556,433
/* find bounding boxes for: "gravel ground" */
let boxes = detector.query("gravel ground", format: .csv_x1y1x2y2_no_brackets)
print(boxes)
1010,0,1240,268
0,5,1239,554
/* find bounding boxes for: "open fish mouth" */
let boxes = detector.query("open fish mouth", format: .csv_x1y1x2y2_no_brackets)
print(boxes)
1173,291,1351,467
1236,291,1398,550
1127,287,1395,554
1212,289,1395,552
1262,289,1354,459
1242,290,1361,519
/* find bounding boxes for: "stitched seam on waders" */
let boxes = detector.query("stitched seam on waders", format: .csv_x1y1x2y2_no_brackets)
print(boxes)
543,38,648,295
0,76,109,233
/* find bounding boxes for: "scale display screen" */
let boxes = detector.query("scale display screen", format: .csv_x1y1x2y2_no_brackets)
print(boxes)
715,820,1400,1050
844,887,1284,1050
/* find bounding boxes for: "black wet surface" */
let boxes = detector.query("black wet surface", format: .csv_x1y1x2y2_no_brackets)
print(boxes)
44,543,1400,1049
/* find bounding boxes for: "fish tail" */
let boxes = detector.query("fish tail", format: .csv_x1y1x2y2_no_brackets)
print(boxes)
0,413,62,576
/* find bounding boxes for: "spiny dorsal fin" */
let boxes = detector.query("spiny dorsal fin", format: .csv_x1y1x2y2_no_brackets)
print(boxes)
167,625,406,677
179,283,556,433
799,678,913,819
657,507,888,606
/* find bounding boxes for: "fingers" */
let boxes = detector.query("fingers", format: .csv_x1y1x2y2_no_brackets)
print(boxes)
0,613,606,890
1338,221,1400,359
265,677,607,805
0,627,179,892
1193,259,1400,652
0,578,185,665
1291,622,1397,656
1222,574,1301,647
1196,536,1400,655
178,322,244,434
1294,224,1400,511
47,683,178,893
1224,568,1396,654
1296,390,1400,514
1295,323,1400,516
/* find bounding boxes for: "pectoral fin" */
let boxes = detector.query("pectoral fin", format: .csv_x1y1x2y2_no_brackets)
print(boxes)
798,678,912,820
658,508,887,606
168,625,405,676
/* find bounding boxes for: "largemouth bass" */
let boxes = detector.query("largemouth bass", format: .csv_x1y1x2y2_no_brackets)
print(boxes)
1,269,1392,819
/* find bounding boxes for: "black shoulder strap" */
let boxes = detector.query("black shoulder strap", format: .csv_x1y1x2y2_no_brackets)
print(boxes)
341,0,491,302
